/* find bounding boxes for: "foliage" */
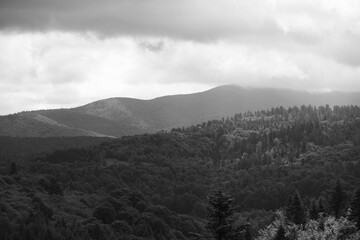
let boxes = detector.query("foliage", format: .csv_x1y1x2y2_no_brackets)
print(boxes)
330,179,346,219
257,211,360,240
93,202,116,224
273,224,288,240
10,162,17,175
349,188,360,229
206,188,235,239
1,105,360,239
0,136,109,157
285,190,307,225
308,199,319,220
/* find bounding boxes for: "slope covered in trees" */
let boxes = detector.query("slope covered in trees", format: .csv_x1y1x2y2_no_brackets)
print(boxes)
1,85,360,137
0,136,109,157
1,105,360,239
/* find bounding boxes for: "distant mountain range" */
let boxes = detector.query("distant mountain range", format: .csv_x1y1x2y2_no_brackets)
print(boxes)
1,85,359,137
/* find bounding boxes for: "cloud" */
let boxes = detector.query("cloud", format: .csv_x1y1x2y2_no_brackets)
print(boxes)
1,30,360,115
325,32,360,67
0,0,281,41
1,0,360,114
2,0,360,67
138,40,165,53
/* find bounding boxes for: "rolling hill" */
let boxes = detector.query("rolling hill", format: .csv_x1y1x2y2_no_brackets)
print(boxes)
1,85,359,137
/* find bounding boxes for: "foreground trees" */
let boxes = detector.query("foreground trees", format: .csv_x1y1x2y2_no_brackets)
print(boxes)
330,179,345,219
257,212,360,240
256,185,360,239
207,188,236,240
273,224,287,240
285,191,306,225
349,188,360,229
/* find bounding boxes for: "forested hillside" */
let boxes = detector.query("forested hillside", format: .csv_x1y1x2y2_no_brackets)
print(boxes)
0,136,109,158
1,105,360,239
1,85,360,138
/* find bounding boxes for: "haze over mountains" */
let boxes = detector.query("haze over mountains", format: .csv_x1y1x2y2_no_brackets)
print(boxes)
1,85,359,138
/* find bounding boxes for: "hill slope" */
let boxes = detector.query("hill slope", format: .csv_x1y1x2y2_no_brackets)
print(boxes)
1,105,360,239
1,85,359,137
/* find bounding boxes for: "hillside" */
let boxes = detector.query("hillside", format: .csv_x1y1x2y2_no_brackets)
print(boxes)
1,85,360,137
1,105,360,239
0,136,110,158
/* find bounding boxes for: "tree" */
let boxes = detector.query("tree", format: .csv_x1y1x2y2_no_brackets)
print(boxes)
285,190,307,225
244,225,252,240
318,198,326,216
206,188,235,240
48,178,63,196
259,216,360,240
10,162,17,175
236,223,252,240
273,224,287,240
93,202,116,224
309,199,319,220
349,188,360,229
330,179,345,218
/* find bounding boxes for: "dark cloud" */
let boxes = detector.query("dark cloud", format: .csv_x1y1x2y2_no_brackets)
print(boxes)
0,0,282,41
138,40,165,53
1,0,360,115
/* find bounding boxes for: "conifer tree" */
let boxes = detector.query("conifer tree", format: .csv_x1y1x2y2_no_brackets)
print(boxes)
206,188,235,240
273,224,287,240
285,190,307,225
244,225,252,240
10,162,17,175
349,188,360,229
318,215,325,231
318,198,326,216
309,199,319,220
330,179,345,219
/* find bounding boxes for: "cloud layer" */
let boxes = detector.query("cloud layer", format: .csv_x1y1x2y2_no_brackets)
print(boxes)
0,0,280,40
0,0,360,114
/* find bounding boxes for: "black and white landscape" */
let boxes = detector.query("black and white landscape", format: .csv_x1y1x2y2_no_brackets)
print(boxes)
1,1,360,240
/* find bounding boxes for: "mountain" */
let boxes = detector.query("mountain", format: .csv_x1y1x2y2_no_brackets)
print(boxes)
1,85,360,137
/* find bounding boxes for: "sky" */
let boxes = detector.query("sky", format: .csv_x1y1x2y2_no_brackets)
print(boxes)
1,0,360,115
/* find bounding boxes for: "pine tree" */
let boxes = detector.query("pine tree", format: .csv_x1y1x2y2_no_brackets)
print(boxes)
318,215,325,231
330,179,345,219
273,224,287,240
349,188,360,229
244,225,252,240
285,190,307,225
309,199,319,220
318,198,326,216
10,162,17,175
206,188,235,240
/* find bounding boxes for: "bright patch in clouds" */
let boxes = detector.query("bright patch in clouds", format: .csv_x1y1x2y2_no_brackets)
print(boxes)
0,0,360,114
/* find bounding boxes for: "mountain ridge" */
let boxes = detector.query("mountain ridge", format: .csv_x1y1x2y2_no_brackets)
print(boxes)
1,85,359,137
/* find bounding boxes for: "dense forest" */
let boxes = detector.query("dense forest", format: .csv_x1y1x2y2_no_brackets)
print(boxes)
1,105,360,239
0,136,110,157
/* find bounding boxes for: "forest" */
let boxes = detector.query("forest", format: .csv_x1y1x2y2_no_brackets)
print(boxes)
1,105,360,239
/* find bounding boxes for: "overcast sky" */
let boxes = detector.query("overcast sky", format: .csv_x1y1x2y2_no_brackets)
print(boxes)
1,0,360,115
